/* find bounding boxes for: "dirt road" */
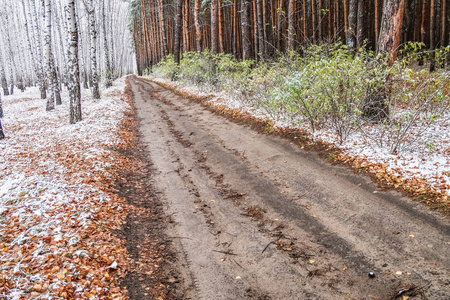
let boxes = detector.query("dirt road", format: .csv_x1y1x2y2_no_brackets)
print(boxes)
129,76,449,299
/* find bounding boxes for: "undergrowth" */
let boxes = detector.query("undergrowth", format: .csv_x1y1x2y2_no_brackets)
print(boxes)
150,44,450,154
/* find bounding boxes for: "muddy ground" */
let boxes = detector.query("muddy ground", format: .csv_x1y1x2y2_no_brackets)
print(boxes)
123,76,449,299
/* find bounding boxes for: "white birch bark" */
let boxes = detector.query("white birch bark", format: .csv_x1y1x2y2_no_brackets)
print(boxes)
21,0,43,93
1,2,17,94
0,92,4,140
29,0,47,98
83,0,100,99
101,0,112,88
65,0,82,123
44,0,55,111
0,45,9,96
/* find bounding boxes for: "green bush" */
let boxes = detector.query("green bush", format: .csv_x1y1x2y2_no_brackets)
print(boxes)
151,45,450,152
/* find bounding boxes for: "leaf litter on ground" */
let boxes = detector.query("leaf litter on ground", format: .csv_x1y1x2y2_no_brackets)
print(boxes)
0,78,134,299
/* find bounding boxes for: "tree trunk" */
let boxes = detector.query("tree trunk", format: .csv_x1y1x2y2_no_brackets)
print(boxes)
288,0,295,50
356,0,365,48
344,0,349,42
0,45,9,96
303,0,307,44
0,91,3,139
174,0,183,64
159,0,169,56
419,0,428,65
328,0,333,39
318,0,323,42
374,0,380,51
102,0,113,88
218,0,225,53
183,0,190,52
378,0,406,65
84,0,100,99
241,0,252,60
65,0,82,124
194,0,202,52
363,0,406,123
0,119,4,140
347,0,357,48
312,0,317,43
44,0,55,111
429,0,436,71
211,0,219,54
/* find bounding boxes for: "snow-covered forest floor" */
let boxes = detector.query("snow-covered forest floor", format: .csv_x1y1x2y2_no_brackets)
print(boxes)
148,76,450,212
0,79,132,299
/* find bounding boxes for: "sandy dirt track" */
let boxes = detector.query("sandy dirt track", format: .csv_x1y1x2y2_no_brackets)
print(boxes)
129,76,449,299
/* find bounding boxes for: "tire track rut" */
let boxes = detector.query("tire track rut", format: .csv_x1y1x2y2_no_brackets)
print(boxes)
130,76,450,299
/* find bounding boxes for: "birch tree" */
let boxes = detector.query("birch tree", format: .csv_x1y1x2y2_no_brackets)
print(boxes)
65,0,82,123
0,92,4,140
101,0,113,88
44,0,59,111
21,0,46,98
83,0,100,99
0,45,8,96
30,0,47,98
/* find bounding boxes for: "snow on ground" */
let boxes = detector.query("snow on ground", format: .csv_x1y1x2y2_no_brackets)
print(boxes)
0,79,131,299
150,77,450,201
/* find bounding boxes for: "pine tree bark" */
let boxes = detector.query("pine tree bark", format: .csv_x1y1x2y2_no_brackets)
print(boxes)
374,0,380,51
241,0,253,60
288,0,295,50
211,0,219,54
312,0,317,43
363,0,406,123
344,0,349,42
347,0,357,48
328,0,333,39
174,0,183,64
356,0,365,48
256,0,265,55
218,0,225,53
66,0,82,124
194,0,202,52
159,0,169,56
429,0,436,71
378,0,406,65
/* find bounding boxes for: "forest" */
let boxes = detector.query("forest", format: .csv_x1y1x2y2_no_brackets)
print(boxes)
130,0,450,73
0,0,133,137
1,0,450,299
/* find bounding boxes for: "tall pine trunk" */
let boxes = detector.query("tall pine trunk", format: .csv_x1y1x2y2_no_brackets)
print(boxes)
211,0,219,54
347,0,357,48
159,0,169,56
378,0,406,65
194,0,202,52
174,0,183,64
429,0,436,71
287,0,295,50
241,0,252,60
